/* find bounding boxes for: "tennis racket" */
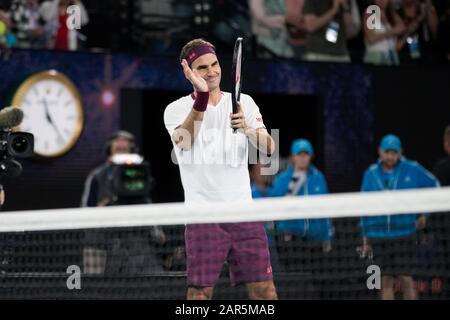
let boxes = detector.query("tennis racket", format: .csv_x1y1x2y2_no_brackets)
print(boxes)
231,37,243,133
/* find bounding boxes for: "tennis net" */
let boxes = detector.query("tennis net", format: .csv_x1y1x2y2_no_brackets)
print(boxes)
0,187,449,300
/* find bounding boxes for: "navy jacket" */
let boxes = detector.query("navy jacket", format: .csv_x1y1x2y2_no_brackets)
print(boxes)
360,158,440,239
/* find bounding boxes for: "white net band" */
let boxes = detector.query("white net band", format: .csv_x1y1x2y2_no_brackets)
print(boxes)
0,187,449,232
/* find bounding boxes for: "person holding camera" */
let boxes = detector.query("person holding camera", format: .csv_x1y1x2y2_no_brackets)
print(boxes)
81,130,166,275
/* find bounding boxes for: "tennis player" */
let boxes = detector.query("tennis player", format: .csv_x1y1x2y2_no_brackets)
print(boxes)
164,38,277,300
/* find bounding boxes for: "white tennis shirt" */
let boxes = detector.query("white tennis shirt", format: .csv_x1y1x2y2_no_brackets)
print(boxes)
164,92,266,203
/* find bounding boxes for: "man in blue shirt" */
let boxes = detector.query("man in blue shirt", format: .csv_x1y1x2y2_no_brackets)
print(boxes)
270,139,334,273
360,134,440,300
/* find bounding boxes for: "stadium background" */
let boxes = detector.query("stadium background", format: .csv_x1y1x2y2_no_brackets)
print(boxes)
0,0,449,300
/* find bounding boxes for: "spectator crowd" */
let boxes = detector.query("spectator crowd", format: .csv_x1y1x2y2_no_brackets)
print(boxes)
249,0,450,64
1,0,449,65
0,0,88,52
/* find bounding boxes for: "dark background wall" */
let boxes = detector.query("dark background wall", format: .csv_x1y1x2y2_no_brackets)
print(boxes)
372,66,450,170
0,49,448,299
121,89,323,204
0,49,448,211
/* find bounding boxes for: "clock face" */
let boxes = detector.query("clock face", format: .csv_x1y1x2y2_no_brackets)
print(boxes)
12,70,84,158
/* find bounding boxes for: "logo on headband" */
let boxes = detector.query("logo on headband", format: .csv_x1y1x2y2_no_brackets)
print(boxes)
188,52,197,61
185,45,216,66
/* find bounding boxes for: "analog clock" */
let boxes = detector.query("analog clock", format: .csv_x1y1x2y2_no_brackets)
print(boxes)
12,70,84,158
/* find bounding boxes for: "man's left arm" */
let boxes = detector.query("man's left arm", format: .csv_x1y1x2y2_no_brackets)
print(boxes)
245,127,275,156
415,164,440,230
230,100,275,155
416,164,440,189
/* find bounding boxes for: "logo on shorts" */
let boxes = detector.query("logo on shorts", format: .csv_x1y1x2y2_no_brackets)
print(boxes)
267,266,273,274
256,117,263,122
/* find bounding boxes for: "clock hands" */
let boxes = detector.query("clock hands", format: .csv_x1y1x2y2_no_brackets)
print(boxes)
42,98,65,145
42,98,53,123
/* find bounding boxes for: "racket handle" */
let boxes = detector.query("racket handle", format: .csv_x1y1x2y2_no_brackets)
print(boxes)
232,105,238,114
232,101,238,133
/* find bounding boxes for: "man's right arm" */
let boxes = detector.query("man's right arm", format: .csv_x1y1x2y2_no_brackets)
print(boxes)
171,59,209,151
172,107,205,151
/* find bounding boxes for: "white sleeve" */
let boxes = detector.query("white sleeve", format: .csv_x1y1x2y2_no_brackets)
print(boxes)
163,100,191,138
241,94,266,130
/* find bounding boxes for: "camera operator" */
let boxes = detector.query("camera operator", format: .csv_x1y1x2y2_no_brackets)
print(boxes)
0,106,34,210
81,130,166,275
0,106,34,274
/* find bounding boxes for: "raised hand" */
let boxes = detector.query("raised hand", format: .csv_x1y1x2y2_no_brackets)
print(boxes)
181,59,209,93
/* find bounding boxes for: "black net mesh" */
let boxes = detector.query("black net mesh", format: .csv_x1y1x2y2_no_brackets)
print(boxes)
0,210,449,300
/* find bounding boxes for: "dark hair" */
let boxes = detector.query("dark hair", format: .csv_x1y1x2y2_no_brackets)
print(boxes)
105,130,137,156
179,38,215,63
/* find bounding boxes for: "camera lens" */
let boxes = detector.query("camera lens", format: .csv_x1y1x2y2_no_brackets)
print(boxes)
7,132,34,158
11,136,29,154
